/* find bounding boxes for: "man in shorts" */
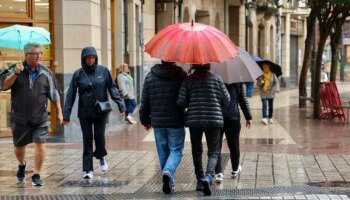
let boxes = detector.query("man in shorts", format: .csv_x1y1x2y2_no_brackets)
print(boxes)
0,43,63,186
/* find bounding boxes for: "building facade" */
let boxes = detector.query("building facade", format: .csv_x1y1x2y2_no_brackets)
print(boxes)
0,0,309,139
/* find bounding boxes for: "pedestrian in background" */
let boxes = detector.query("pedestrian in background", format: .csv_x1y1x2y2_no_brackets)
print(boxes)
177,64,230,196
63,47,126,179
257,63,279,125
0,43,63,186
139,61,187,194
117,63,137,124
214,83,252,183
244,81,254,97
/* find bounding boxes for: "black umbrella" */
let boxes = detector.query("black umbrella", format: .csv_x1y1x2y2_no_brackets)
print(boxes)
256,60,282,77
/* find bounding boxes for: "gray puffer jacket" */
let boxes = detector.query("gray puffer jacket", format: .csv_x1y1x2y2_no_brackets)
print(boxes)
177,68,230,128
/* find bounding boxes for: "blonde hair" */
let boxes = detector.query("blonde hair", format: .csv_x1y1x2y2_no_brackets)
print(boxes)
118,63,128,74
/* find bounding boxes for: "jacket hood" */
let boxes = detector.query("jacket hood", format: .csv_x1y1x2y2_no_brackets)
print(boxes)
81,47,98,70
151,63,186,80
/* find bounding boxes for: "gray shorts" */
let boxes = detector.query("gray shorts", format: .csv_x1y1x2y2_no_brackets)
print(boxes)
11,122,49,147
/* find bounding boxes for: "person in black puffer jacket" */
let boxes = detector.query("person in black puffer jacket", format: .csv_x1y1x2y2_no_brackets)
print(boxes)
177,64,230,196
214,83,252,184
139,61,187,194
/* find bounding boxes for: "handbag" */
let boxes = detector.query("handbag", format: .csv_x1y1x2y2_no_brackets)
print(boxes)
82,68,113,114
96,101,112,114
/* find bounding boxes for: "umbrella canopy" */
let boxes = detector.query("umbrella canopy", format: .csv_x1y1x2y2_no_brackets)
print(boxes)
0,24,51,50
256,60,283,77
178,48,263,84
251,55,262,61
145,21,238,64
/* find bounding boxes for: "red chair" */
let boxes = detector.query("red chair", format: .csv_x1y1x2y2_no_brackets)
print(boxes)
320,82,346,120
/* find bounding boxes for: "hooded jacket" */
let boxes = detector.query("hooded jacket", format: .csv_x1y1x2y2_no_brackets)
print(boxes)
139,63,187,128
177,68,231,128
63,47,126,120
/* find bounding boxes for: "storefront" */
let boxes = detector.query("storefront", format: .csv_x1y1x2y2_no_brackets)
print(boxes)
0,0,55,137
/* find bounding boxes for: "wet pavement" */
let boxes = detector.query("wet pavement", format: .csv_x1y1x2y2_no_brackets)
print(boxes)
0,82,350,199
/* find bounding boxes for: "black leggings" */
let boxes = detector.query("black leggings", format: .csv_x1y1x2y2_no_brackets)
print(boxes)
79,117,108,172
215,119,241,173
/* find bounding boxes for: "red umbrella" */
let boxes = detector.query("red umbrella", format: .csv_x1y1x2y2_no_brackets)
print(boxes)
145,21,238,64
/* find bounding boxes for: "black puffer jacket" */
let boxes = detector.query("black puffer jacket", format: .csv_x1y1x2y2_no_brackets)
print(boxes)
223,83,252,121
177,69,230,128
139,63,187,128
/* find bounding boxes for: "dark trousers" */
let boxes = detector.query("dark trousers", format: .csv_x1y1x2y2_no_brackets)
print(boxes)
215,119,241,174
189,127,221,179
79,117,108,172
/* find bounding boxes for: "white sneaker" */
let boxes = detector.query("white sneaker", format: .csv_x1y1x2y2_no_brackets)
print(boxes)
83,171,93,179
231,165,242,178
126,115,137,124
268,118,274,124
215,173,224,183
261,118,268,125
99,157,108,173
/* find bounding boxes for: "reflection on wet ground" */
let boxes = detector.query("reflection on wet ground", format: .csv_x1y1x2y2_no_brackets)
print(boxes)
241,138,285,145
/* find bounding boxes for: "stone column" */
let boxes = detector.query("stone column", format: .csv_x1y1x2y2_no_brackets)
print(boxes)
250,7,258,56
282,13,290,85
114,0,125,69
100,0,112,69
239,4,246,49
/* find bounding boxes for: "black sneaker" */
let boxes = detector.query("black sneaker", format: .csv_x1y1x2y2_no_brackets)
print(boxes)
162,173,172,194
16,163,26,182
196,179,203,191
32,174,43,186
201,175,212,196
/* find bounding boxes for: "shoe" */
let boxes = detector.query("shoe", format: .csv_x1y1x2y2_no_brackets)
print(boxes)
231,165,242,178
83,171,93,179
215,173,223,183
126,115,137,124
196,179,203,191
99,157,108,173
16,162,26,182
201,175,212,196
261,118,268,125
162,173,173,194
268,118,274,124
32,174,43,186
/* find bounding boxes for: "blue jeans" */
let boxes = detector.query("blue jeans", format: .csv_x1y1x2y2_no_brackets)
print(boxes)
245,82,254,97
124,99,137,116
262,98,274,119
154,127,185,186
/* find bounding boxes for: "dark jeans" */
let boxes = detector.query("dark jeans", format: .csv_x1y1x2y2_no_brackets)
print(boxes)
262,98,274,118
125,99,137,116
79,117,108,172
215,119,241,174
189,127,221,179
245,82,254,97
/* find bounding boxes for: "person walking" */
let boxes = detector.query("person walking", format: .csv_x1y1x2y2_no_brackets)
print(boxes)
244,81,254,97
177,64,230,196
214,83,252,183
0,43,63,186
63,47,126,179
117,64,137,124
257,63,279,125
139,61,187,194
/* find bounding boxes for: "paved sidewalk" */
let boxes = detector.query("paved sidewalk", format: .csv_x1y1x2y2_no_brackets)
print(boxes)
1,83,350,199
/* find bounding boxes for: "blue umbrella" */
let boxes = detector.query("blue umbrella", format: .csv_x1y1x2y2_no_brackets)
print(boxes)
0,24,51,50
251,55,262,61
